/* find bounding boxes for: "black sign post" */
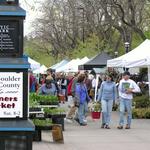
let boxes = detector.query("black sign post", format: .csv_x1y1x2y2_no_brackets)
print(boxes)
0,1,34,150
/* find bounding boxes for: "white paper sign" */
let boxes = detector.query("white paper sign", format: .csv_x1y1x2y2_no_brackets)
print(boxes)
0,72,23,118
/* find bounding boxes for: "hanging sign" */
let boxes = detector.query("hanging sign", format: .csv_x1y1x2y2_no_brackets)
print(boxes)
0,72,23,118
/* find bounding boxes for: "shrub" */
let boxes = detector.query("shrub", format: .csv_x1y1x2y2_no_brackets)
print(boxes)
133,95,150,108
132,108,150,119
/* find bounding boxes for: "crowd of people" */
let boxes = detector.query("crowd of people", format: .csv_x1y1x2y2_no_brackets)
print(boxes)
29,68,141,129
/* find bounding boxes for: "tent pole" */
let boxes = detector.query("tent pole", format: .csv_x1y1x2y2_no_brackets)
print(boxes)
148,66,150,99
94,74,99,101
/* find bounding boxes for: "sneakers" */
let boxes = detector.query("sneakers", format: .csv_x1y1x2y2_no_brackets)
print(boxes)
101,124,110,129
74,118,80,124
80,123,87,126
105,125,110,129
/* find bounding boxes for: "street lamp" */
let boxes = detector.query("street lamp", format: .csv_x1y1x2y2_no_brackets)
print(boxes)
124,42,130,71
114,51,118,58
124,42,130,53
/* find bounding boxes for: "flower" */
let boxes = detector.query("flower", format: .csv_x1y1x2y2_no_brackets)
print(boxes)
91,102,101,112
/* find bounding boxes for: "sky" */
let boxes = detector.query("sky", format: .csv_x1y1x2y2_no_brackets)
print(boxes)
20,0,42,35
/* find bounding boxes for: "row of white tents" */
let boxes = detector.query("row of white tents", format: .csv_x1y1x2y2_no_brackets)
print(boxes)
50,57,89,72
28,56,90,74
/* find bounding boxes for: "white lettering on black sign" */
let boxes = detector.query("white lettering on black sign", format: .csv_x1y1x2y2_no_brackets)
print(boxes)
0,21,18,53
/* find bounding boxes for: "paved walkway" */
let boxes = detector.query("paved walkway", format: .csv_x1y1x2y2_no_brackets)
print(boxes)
33,112,150,150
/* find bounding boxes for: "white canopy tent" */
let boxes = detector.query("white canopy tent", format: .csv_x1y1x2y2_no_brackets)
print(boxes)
50,59,69,70
79,57,89,65
56,58,81,72
28,57,41,71
33,65,48,74
107,39,150,68
65,57,89,73
56,57,90,72
107,39,150,95
50,62,59,69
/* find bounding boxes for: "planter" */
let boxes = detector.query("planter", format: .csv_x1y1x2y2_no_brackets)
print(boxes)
35,125,52,130
44,113,52,118
33,128,41,141
91,112,101,119
51,114,66,118
52,114,66,131
29,107,41,112
44,113,66,118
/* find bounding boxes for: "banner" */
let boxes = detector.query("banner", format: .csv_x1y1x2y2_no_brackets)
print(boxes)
0,72,23,118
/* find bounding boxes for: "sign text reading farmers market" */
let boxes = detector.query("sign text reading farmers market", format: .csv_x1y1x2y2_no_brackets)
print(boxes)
0,72,23,118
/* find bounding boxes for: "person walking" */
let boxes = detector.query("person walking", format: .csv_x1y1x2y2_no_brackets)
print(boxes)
65,73,79,120
117,71,141,129
29,71,37,93
75,73,91,126
98,74,117,129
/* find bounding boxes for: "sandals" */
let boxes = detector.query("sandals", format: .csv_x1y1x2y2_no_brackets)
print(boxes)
117,125,123,129
125,124,130,129
117,125,131,129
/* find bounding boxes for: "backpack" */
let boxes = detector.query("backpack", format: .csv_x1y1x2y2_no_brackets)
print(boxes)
67,78,74,96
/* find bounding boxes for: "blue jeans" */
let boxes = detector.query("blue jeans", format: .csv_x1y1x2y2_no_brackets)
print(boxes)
101,99,113,126
78,101,88,124
119,98,132,126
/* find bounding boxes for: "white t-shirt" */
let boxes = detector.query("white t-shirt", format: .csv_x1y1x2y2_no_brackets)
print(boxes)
118,79,141,100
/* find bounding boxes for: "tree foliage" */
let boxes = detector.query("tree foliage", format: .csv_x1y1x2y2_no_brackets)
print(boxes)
28,0,150,62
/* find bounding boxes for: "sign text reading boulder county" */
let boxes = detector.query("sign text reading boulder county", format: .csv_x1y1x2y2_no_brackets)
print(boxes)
0,72,23,118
